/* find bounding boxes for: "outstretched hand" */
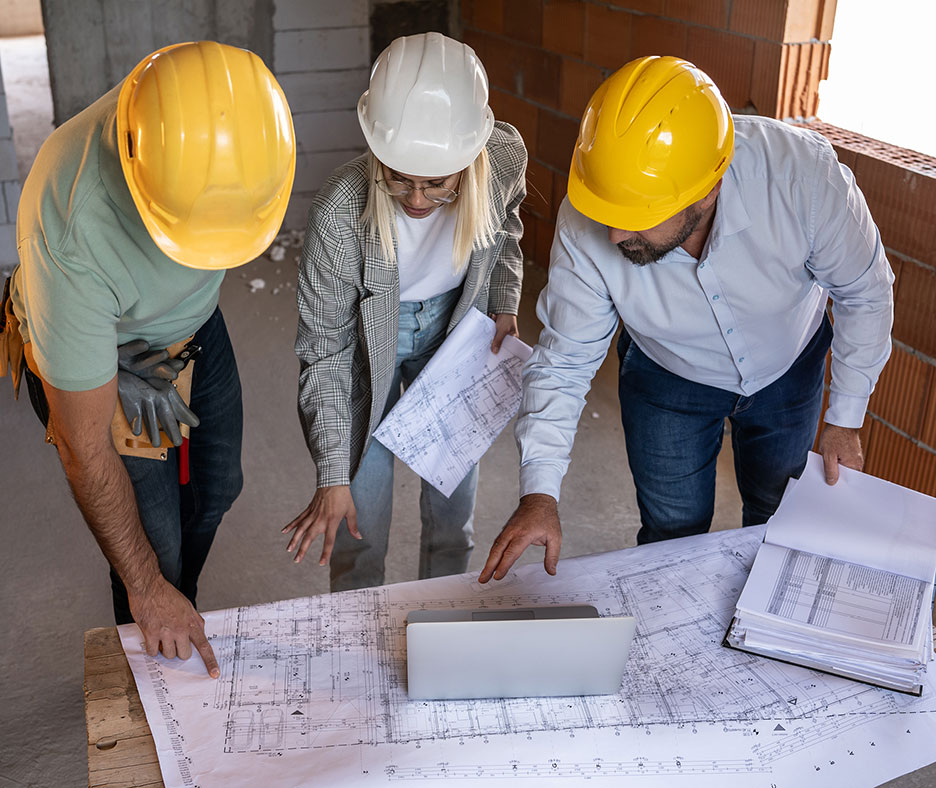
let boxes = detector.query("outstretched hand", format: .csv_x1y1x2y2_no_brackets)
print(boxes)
283,485,362,566
479,494,562,583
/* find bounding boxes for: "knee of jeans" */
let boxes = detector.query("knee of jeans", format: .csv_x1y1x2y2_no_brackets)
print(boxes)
148,548,183,586
637,494,714,538
202,468,243,523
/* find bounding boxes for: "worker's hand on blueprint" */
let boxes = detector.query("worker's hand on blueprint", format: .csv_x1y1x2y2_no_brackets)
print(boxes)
490,313,519,354
129,579,219,678
283,485,363,565
478,493,562,583
816,423,864,485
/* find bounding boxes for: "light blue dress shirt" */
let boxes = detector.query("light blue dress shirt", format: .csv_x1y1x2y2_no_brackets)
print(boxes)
517,116,894,501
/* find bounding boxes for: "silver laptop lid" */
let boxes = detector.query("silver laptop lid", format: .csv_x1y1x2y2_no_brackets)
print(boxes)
406,605,637,700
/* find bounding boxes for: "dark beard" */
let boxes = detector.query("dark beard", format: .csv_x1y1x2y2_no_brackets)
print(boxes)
616,206,703,265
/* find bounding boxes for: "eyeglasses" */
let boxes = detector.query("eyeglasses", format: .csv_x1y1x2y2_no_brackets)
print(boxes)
375,178,460,204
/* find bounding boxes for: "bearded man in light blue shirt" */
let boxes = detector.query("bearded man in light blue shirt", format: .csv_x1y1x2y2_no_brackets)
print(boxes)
480,56,894,583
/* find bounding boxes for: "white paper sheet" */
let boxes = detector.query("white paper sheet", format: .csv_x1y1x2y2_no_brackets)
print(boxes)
765,453,936,580
373,307,532,496
119,526,936,788
729,453,936,692
736,542,930,649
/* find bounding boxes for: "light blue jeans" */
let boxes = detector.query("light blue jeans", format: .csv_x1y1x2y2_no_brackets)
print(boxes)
330,287,478,591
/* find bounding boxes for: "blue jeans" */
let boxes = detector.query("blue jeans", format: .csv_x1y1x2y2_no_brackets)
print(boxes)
618,314,832,544
330,287,478,591
112,308,243,622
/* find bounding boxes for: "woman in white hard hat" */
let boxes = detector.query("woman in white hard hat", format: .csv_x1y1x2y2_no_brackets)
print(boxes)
283,32,528,590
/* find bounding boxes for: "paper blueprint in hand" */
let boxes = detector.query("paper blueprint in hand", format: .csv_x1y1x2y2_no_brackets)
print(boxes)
373,307,532,496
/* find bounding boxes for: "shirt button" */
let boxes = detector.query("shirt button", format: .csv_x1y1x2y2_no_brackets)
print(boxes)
726,328,733,334
739,357,745,363
712,294,719,301
699,262,706,269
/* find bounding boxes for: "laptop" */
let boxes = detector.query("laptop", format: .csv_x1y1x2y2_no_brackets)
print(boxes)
405,605,637,700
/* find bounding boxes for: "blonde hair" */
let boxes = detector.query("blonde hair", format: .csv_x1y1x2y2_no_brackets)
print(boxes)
361,148,498,272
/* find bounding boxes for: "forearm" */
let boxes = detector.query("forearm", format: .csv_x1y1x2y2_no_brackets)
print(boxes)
517,271,619,498
487,189,525,314
826,296,893,428
57,443,162,594
297,363,353,487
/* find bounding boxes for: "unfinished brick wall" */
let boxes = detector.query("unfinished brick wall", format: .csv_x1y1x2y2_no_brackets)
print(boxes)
462,0,834,269
462,0,936,496
807,123,936,495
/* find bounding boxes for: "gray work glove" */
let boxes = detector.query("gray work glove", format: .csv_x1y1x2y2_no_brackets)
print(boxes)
117,372,199,448
117,339,185,380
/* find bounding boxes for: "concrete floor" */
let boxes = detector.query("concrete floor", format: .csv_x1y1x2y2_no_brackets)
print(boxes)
0,33,929,788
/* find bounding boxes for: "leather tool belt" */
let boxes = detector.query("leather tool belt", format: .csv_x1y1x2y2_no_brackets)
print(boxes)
2,275,196,461
0,275,25,399
25,336,196,461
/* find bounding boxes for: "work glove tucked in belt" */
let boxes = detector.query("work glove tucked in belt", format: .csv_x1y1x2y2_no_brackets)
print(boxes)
117,338,185,380
117,340,199,448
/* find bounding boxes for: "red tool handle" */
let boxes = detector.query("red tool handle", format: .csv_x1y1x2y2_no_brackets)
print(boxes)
178,436,190,485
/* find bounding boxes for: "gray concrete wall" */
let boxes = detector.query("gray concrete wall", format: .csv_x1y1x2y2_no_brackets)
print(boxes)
0,56,20,272
38,0,462,235
272,0,460,231
41,0,273,126
272,0,370,231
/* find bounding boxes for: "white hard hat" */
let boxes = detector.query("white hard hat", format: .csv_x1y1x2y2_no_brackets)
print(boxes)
358,32,495,177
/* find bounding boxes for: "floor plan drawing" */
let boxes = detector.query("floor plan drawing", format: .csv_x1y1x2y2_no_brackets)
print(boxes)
374,307,532,496
119,525,936,788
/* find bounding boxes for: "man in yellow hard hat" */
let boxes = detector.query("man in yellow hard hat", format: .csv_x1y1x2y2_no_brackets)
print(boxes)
1,42,295,675
480,56,894,583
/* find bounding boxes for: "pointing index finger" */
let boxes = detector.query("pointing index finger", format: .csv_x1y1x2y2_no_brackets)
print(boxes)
192,627,219,678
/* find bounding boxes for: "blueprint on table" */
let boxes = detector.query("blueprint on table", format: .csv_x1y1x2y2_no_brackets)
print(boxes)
373,307,532,496
118,526,936,788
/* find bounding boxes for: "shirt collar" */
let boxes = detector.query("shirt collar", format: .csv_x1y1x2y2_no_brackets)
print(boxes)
709,163,751,242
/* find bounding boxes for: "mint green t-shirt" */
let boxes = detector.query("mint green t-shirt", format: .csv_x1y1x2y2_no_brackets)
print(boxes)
10,84,224,392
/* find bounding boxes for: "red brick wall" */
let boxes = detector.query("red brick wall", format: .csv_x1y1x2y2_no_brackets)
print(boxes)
461,1,936,496
461,0,833,271
806,123,936,496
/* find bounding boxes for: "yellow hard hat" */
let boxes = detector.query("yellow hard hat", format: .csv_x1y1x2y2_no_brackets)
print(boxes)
568,56,733,231
117,41,296,270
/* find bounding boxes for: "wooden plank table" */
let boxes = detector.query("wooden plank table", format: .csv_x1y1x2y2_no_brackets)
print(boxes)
84,626,163,788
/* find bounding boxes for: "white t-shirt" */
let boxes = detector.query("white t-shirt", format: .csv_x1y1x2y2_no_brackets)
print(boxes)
395,203,466,301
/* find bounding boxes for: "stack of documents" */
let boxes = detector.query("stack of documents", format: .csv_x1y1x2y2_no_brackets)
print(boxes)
725,453,936,695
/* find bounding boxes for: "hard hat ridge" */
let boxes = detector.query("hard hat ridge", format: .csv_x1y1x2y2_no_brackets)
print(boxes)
357,32,495,177
117,40,296,270
568,55,734,231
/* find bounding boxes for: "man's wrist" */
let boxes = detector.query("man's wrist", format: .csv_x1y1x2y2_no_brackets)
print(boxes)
519,493,558,510
123,560,166,597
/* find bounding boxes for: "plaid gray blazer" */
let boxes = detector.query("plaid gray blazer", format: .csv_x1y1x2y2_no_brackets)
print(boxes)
295,121,527,487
